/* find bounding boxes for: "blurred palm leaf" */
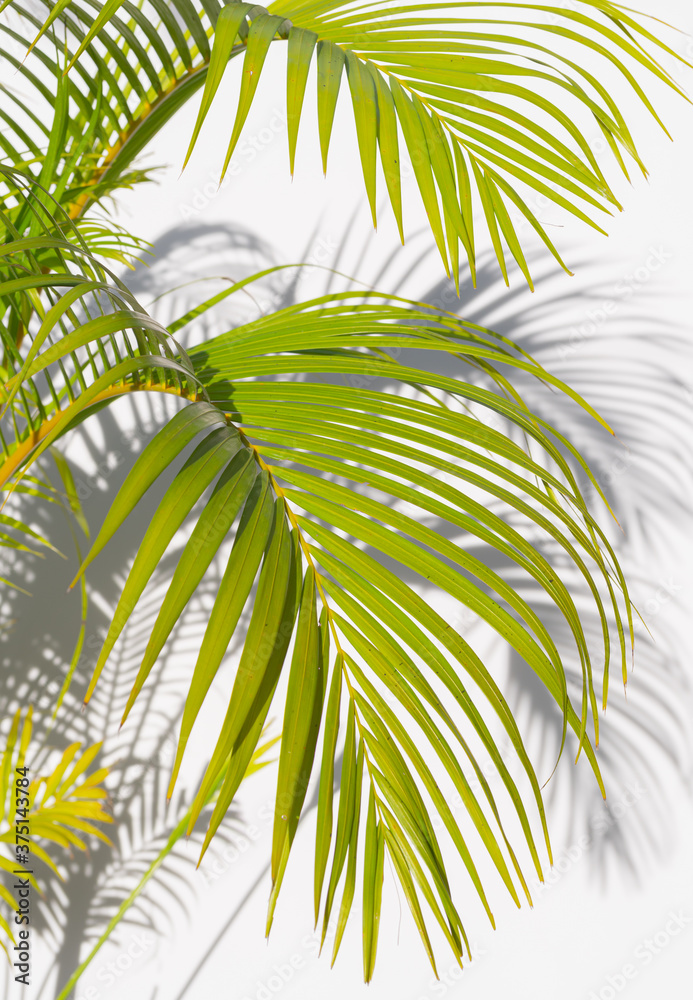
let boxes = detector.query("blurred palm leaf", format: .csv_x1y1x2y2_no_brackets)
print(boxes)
53,729,278,1000
0,707,111,959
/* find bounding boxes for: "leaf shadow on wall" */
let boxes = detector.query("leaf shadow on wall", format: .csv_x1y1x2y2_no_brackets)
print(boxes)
2,219,691,997
0,225,282,1000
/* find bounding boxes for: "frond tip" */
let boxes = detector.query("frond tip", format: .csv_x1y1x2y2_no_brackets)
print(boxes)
180,0,688,284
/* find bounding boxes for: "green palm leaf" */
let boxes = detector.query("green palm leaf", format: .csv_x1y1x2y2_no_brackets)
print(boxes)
2,0,688,282
0,170,200,495
28,284,633,976
0,0,681,979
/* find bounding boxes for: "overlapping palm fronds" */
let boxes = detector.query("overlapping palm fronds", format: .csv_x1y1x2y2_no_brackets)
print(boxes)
0,1,688,283
0,169,200,490
0,0,686,981
33,280,631,976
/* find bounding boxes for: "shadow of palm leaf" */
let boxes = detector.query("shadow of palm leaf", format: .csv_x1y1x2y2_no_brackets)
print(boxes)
252,218,693,888
1,395,262,998
4,210,690,991
406,251,693,883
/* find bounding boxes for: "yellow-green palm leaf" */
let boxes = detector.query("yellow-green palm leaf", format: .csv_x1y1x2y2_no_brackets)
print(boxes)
0,708,111,958
0,0,688,283
6,278,634,977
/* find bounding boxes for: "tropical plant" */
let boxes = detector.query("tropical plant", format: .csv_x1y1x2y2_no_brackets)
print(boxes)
0,708,111,959
0,0,687,987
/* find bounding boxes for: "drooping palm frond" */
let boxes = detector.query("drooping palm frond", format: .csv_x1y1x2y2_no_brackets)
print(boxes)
0,707,111,959
2,0,688,283
0,0,682,981
0,169,201,495
15,278,630,976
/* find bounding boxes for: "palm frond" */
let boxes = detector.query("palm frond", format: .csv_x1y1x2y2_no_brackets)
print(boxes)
0,169,201,498
3,0,688,282
60,284,634,975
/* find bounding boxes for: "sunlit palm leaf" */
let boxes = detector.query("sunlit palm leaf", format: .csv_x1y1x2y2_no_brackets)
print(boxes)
0,170,201,495
2,0,688,282
42,284,635,975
